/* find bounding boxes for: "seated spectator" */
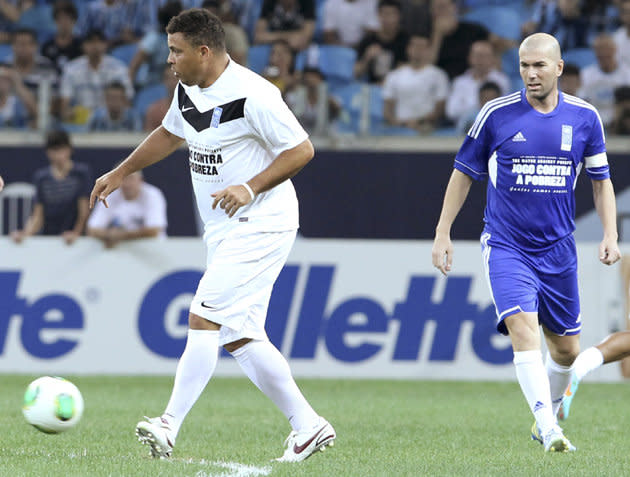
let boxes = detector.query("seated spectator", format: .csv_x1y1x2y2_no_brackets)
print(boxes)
7,28,58,99
262,39,298,95
560,62,580,96
129,1,182,89
144,63,179,131
0,64,35,128
583,0,620,36
202,0,249,65
578,34,630,127
613,0,630,69
322,0,379,48
87,170,167,249
445,40,510,125
611,85,630,135
354,0,409,84
521,0,591,51
11,129,91,245
40,0,82,74
382,34,449,133
87,81,142,132
429,0,512,80
76,0,149,48
455,80,500,134
286,66,341,135
59,29,134,125
254,0,315,51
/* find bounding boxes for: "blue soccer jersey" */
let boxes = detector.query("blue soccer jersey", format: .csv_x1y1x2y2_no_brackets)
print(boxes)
454,89,609,252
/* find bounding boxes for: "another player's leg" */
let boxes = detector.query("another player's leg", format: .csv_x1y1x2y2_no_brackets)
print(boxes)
229,339,336,462
136,314,220,458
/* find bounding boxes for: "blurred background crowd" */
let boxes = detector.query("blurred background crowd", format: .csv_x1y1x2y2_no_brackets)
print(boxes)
0,0,629,138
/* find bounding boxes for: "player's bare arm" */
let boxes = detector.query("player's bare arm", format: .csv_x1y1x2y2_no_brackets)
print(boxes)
432,169,473,275
90,126,184,209
212,139,314,218
592,178,621,265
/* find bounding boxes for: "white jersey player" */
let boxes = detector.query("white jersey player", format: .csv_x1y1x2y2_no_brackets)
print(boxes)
90,8,335,463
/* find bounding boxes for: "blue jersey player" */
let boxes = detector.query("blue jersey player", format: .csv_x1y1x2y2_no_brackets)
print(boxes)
432,33,621,453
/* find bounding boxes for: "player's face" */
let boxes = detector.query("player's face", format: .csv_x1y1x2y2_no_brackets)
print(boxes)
167,33,204,86
519,48,563,101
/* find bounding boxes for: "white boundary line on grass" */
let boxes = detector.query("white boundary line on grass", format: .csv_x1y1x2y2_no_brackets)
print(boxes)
175,458,271,477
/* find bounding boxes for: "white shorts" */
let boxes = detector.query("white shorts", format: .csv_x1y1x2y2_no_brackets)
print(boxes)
189,229,296,346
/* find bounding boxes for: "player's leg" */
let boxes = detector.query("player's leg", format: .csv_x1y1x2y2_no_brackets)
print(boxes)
136,313,221,458
542,330,579,419
620,255,630,377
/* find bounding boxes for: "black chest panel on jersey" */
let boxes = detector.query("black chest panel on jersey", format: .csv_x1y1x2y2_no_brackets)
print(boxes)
177,85,246,132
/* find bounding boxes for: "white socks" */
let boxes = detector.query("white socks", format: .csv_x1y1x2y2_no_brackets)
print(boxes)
163,329,220,439
545,352,573,417
573,346,604,381
513,350,556,435
231,340,320,432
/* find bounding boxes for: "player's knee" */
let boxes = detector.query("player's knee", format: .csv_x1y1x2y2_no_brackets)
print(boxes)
550,346,579,366
224,338,252,353
188,313,220,330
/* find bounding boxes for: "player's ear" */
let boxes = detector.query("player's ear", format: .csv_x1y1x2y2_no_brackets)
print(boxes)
556,59,564,78
199,45,210,59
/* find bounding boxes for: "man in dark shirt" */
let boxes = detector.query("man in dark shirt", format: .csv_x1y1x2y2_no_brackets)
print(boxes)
254,0,315,51
355,0,409,83
11,130,91,244
41,1,83,74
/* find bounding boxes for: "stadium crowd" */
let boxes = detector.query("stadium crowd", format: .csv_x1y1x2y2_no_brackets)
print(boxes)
0,0,628,136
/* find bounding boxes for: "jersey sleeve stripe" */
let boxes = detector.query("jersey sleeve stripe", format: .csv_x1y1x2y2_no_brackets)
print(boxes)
455,159,487,176
468,93,522,139
584,152,608,168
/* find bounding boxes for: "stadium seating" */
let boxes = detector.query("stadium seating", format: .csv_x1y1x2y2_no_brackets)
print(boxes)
133,84,167,118
0,44,12,64
110,43,138,65
462,6,522,41
562,47,597,69
317,45,357,89
331,81,365,134
0,182,35,235
247,44,307,75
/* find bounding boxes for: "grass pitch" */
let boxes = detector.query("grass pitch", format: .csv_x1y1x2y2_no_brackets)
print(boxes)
2,376,629,477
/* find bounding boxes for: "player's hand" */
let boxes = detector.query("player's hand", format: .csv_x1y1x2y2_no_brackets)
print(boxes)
10,230,25,244
90,169,124,209
432,233,454,276
211,184,254,218
599,237,621,265
62,230,79,245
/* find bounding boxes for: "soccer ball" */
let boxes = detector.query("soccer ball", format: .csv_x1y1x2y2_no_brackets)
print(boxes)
22,376,84,434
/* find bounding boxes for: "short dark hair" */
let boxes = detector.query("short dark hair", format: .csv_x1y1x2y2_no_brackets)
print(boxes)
480,81,501,95
378,0,401,12
53,0,78,21
46,129,71,149
12,28,37,43
83,29,106,42
563,63,580,77
166,8,225,51
614,85,630,103
158,1,183,30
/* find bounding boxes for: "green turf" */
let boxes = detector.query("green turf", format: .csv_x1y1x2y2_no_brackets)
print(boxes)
2,376,629,477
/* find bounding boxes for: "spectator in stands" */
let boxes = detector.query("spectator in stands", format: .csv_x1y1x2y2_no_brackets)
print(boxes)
578,34,630,127
144,63,179,131
262,39,298,95
41,1,82,75
11,129,91,245
399,0,431,37
560,62,580,96
322,0,379,48
613,0,630,70
583,0,620,36
354,0,409,84
7,28,57,99
129,1,182,89
445,40,510,125
0,0,55,44
455,80,500,135
87,170,167,249
383,33,448,133
521,0,590,51
76,0,149,48
611,86,630,135
0,63,35,128
254,0,315,51
428,0,510,80
286,65,341,135
202,0,249,66
87,81,142,132
59,29,134,125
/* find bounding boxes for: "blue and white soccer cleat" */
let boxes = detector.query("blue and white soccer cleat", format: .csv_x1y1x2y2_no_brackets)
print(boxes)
558,373,580,421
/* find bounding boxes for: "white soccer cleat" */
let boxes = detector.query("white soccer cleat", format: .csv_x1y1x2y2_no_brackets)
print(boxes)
275,417,336,462
135,416,174,459
543,427,576,453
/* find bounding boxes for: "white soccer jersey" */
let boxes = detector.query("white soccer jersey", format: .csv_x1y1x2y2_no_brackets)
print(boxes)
162,58,308,242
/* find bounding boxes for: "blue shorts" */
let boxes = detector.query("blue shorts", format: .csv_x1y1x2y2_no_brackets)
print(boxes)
481,232,581,336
